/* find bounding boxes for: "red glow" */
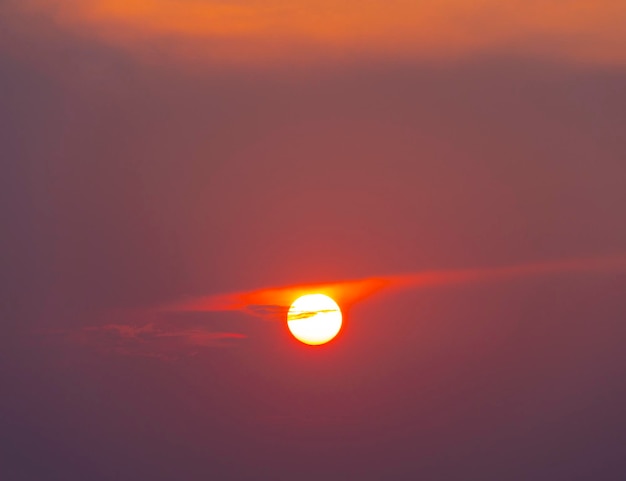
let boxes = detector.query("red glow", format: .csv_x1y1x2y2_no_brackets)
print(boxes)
167,255,626,319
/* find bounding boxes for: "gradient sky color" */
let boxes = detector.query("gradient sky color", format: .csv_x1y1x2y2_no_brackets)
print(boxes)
1,1,626,480
7,0,626,65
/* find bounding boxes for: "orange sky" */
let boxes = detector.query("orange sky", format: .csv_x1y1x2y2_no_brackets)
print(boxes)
17,0,626,65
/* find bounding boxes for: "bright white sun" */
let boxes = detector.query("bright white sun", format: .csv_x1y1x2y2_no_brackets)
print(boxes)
287,294,342,345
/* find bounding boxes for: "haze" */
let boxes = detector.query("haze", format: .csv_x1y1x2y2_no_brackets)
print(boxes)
1,1,626,480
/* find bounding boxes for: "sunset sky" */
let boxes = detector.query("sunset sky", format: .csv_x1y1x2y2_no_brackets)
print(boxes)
2,1,626,479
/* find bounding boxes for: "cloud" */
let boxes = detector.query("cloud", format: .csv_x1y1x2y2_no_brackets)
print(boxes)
31,254,626,357
167,276,389,320
167,254,626,319
245,304,339,321
10,0,626,66
42,319,246,360
287,309,338,321
245,304,290,320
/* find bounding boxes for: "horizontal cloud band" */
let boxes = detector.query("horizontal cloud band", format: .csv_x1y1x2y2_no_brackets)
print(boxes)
166,254,626,321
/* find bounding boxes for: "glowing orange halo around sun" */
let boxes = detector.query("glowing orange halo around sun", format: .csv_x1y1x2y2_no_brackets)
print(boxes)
287,294,342,345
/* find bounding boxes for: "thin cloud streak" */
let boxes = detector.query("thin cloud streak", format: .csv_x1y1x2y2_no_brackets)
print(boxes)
167,255,626,320
287,309,339,321
38,322,247,360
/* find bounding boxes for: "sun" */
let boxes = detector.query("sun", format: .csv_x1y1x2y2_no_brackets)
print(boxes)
287,294,342,345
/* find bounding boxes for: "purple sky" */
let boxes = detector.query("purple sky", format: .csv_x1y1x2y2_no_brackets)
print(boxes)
1,2,626,480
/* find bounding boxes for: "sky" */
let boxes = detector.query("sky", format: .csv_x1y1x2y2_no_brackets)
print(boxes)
1,1,626,479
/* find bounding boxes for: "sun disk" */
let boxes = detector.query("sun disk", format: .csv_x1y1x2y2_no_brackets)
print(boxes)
287,294,342,345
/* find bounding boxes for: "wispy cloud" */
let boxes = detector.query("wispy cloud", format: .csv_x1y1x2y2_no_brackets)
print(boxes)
167,276,389,320
245,304,290,320
167,254,626,320
40,319,246,360
34,254,626,357
287,309,339,321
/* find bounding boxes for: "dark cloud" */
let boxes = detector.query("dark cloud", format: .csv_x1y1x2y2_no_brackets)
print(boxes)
244,303,339,321
35,319,246,361
286,308,338,320
245,304,290,320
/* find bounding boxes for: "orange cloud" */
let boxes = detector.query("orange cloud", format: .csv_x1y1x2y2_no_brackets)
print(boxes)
167,254,626,320
16,0,626,65
172,276,390,319
36,254,625,359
